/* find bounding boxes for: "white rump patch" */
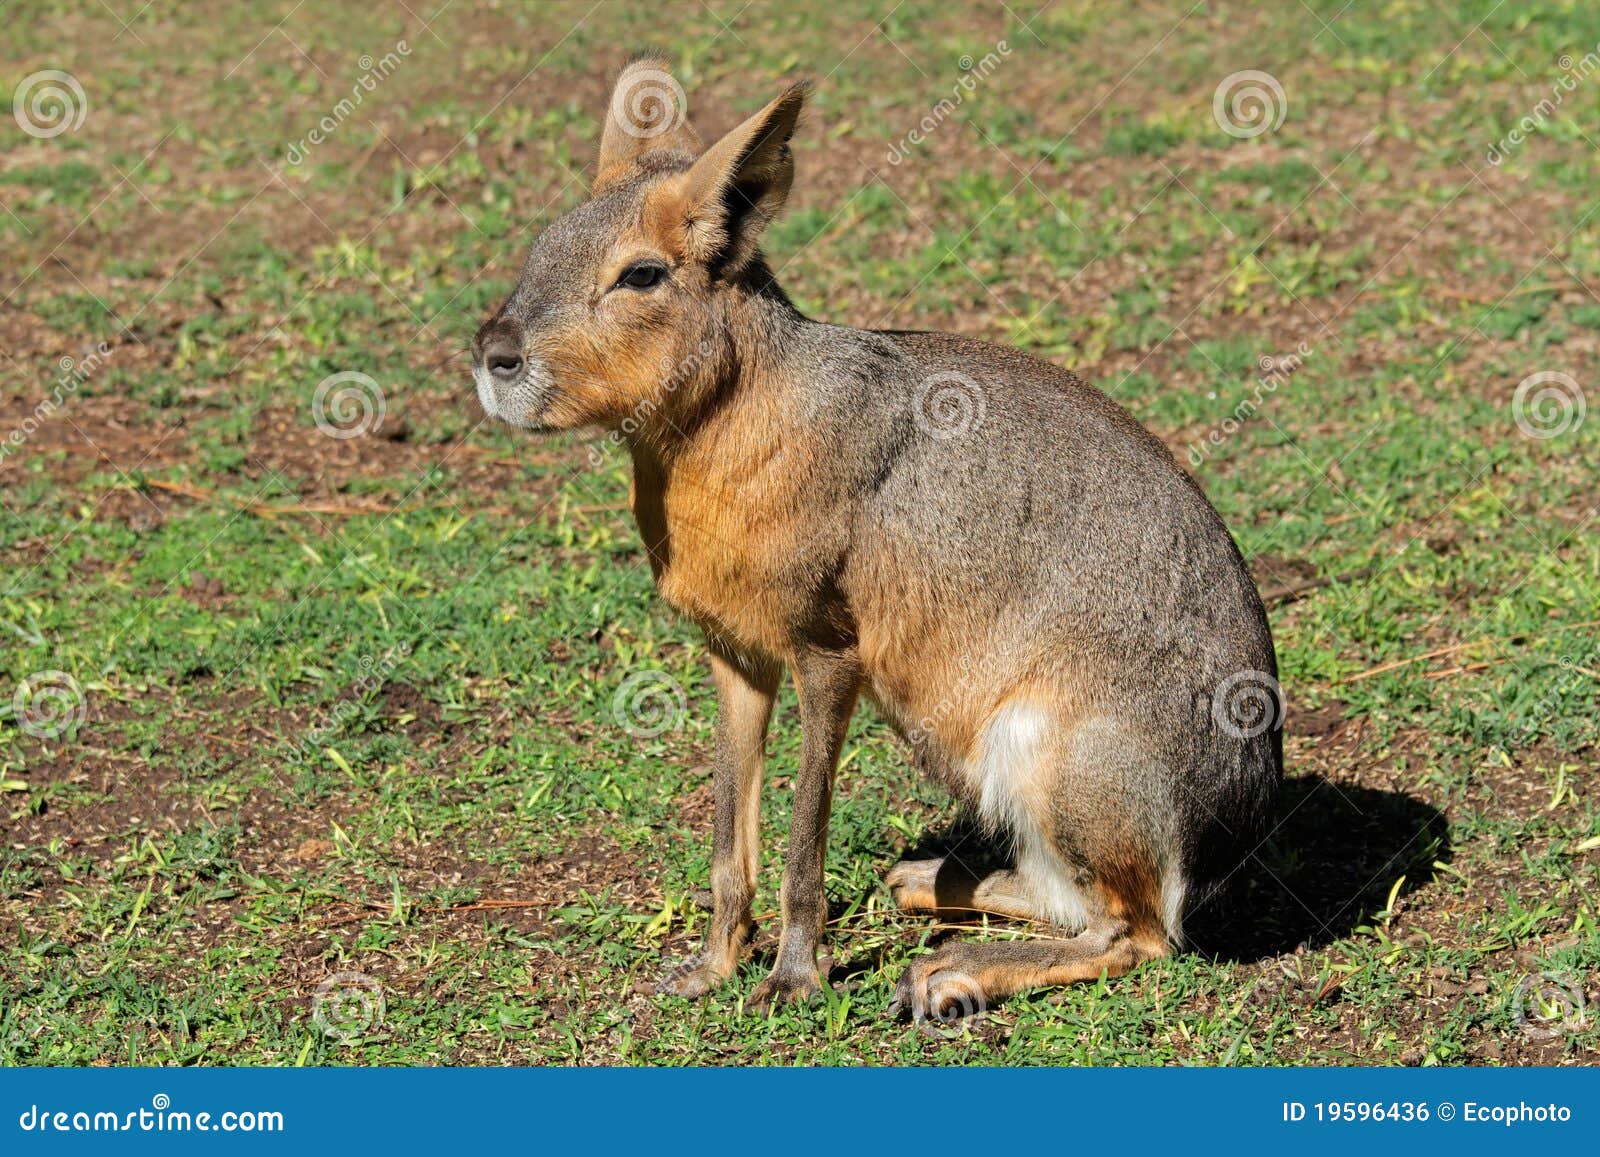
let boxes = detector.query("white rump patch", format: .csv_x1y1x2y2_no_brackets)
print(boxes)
972,701,1090,931
1160,867,1188,946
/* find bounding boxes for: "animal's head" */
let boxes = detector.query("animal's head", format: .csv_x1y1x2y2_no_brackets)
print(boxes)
471,60,808,433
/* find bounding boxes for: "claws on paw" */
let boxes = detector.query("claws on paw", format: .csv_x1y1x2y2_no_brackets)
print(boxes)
889,959,988,1033
660,965,720,999
885,858,944,912
747,970,824,1011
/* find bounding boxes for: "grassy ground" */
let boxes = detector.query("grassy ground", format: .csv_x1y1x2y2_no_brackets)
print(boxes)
2,0,1598,1065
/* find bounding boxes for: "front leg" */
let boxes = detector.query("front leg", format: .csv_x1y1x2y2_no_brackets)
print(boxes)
660,643,779,997
748,644,861,1010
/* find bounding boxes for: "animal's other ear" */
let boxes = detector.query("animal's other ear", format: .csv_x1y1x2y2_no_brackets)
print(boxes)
595,58,702,189
668,81,809,275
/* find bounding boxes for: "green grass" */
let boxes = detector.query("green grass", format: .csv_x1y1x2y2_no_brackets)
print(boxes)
2,0,1598,1065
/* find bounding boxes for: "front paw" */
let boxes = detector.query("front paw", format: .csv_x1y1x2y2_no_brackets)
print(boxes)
746,968,824,1011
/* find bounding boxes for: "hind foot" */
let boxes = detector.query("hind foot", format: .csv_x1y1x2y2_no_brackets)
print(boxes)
886,856,1048,923
888,946,992,1027
888,925,1163,1024
886,857,945,912
658,950,730,998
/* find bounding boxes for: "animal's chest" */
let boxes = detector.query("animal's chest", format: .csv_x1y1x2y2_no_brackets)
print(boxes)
633,479,810,657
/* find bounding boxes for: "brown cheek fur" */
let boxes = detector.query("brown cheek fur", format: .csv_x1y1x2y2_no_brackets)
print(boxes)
534,207,722,432
534,277,689,430
538,328,662,429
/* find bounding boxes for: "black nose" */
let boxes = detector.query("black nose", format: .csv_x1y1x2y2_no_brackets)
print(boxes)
474,321,526,382
485,343,524,382
486,348,524,380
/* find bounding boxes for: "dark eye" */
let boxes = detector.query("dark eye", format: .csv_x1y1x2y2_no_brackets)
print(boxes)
616,263,666,290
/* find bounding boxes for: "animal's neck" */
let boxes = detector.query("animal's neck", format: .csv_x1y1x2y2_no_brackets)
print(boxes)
632,264,814,464
625,270,835,571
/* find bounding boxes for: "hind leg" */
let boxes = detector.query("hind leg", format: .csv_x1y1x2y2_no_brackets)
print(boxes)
889,919,1168,1022
883,838,1171,1017
889,707,1178,1018
886,857,1043,922
886,846,1171,1019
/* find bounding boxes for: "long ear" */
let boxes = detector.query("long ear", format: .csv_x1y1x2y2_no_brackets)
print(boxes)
596,58,702,189
672,81,809,275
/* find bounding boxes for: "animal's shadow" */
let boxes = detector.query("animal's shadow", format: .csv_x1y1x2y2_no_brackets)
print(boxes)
893,773,1451,962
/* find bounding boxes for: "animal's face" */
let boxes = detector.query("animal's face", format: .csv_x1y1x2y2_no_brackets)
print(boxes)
470,171,697,431
472,62,806,433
